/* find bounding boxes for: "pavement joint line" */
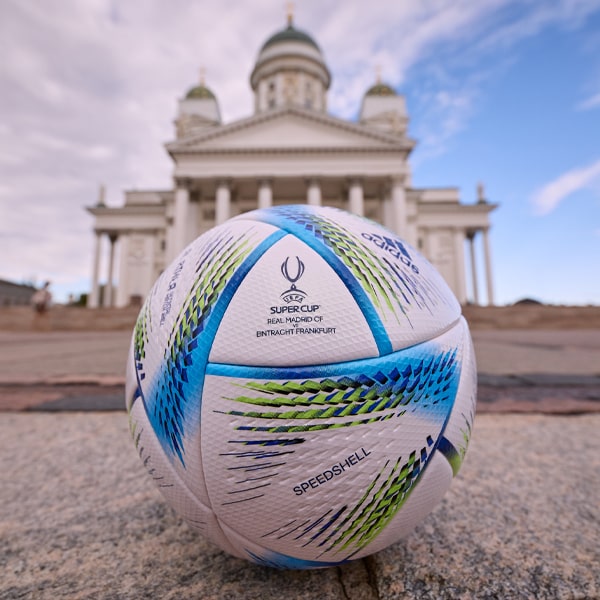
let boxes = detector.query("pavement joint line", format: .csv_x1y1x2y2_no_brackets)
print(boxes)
477,373,600,386
0,377,126,386
4,383,598,414
1,373,600,387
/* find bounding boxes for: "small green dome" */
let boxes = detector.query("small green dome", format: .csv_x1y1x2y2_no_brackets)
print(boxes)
366,83,397,97
262,24,320,51
185,84,216,100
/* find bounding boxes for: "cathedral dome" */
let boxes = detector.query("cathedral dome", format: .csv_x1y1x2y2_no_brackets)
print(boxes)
185,84,216,100
365,82,397,97
261,23,320,51
176,76,221,138
250,17,330,113
360,78,406,134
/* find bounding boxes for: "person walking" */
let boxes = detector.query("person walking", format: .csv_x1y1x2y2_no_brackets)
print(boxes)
31,281,52,329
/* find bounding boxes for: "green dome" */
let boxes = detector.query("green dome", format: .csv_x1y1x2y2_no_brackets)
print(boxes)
185,84,216,100
262,24,320,51
365,83,397,97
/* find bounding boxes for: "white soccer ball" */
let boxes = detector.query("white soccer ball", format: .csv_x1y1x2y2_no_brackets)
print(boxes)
126,205,476,569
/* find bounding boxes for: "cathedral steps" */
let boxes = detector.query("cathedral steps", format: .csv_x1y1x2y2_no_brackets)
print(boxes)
0,304,598,332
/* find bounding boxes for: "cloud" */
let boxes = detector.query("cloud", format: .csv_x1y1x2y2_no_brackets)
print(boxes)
475,0,600,52
1,0,600,300
531,158,600,215
577,92,600,110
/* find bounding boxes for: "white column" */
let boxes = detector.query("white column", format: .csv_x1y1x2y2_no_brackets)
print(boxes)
215,181,231,225
348,179,364,216
468,232,479,305
419,227,429,257
306,179,321,206
104,234,117,308
258,179,273,209
173,186,190,256
164,195,177,264
187,195,200,245
391,177,406,237
143,235,157,302
406,217,418,248
382,190,393,230
88,231,102,308
116,233,129,308
165,217,176,264
452,229,467,305
482,228,495,306
405,197,418,247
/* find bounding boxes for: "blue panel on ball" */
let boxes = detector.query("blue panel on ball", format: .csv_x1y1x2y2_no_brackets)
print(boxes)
245,548,351,570
135,229,287,466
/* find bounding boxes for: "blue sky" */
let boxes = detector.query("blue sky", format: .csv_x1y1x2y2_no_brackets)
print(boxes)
1,0,599,305
406,5,600,305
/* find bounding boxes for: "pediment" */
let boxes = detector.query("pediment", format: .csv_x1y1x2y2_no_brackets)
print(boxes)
167,108,412,153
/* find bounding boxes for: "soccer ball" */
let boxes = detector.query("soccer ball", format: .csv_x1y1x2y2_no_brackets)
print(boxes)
126,205,476,569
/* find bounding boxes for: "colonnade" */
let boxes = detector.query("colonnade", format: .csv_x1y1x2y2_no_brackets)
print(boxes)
87,178,494,308
170,176,408,250
172,178,371,222
168,178,365,260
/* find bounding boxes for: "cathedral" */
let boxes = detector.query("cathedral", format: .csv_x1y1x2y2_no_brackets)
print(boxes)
87,15,496,308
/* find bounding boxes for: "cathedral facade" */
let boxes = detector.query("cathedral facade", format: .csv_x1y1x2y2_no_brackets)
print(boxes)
87,17,495,308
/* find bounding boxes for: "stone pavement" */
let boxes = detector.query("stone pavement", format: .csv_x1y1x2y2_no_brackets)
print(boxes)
1,329,599,385
1,329,599,413
0,331,132,385
0,328,599,598
1,412,598,599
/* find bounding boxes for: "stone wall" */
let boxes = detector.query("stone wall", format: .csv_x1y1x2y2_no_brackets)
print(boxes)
1,304,598,332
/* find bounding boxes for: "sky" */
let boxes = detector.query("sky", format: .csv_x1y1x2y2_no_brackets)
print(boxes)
1,0,599,306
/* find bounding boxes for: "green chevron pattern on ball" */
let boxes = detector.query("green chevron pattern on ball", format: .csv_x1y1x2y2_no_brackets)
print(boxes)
135,227,258,464
220,348,458,434
457,410,474,461
226,393,409,420
167,231,254,358
326,439,434,555
314,216,404,316
133,297,152,364
276,206,407,321
236,412,396,433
